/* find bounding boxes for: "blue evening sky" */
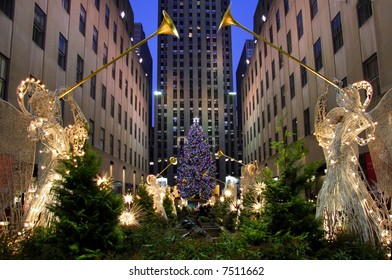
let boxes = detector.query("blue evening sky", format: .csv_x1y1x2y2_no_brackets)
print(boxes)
129,0,259,92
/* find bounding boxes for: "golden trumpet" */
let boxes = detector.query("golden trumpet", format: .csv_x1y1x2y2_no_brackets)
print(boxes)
170,156,178,165
216,148,245,166
219,4,341,91
216,149,224,158
157,156,178,177
59,10,179,99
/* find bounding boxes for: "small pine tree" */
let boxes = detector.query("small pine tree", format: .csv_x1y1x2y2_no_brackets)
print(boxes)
259,135,324,254
133,182,155,219
176,118,216,199
48,146,124,259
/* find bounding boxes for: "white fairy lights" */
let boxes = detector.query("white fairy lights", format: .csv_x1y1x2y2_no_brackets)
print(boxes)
315,81,391,246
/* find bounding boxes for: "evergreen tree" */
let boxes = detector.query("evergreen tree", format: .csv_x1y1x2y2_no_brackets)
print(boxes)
257,135,324,254
176,118,216,199
133,181,155,219
48,146,124,259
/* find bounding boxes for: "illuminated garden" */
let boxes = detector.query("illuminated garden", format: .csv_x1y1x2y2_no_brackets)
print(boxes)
1,5,392,260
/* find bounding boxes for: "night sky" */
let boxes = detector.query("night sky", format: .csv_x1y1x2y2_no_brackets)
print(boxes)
129,0,259,91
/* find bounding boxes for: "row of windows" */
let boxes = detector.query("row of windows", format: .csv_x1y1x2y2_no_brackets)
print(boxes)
88,122,147,172
245,0,373,98
244,23,379,125
243,108,310,159
33,2,143,96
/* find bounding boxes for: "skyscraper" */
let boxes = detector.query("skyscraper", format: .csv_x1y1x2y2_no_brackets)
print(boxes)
236,39,254,166
153,0,238,187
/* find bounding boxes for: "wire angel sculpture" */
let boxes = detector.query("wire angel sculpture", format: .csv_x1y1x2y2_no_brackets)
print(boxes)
146,174,167,220
314,81,391,245
0,78,89,231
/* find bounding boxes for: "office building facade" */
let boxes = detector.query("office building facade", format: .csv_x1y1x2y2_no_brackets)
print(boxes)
0,0,151,190
241,0,392,183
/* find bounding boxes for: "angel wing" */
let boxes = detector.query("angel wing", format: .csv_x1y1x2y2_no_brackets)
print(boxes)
0,99,35,229
367,88,392,197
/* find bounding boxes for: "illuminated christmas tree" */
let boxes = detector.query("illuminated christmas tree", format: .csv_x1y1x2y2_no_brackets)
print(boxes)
176,117,216,199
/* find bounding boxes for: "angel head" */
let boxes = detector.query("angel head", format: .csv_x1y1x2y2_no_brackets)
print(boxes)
336,81,373,112
28,90,60,121
146,174,157,186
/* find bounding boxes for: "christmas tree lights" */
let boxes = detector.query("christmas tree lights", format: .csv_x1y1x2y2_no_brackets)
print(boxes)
176,117,216,199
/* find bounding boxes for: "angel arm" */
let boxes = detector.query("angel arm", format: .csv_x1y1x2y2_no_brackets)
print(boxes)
63,94,89,156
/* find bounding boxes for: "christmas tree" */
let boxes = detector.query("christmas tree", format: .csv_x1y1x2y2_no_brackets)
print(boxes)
47,146,124,259
176,117,216,199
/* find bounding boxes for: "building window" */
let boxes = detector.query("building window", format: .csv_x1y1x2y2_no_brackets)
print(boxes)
103,43,108,65
95,0,100,10
113,22,117,43
32,4,46,49
99,128,105,151
276,9,280,31
120,37,124,53
89,119,95,146
287,30,292,54
297,10,303,39
273,95,277,116
101,84,106,109
281,85,286,108
331,13,343,53
268,138,272,157
109,134,114,156
112,60,116,79
61,0,69,14
279,49,283,69
314,38,323,71
267,104,271,123
76,55,84,84
125,80,128,97
266,71,269,89
0,1,13,19
58,33,67,70
269,26,273,43
357,0,372,27
261,80,264,97
124,111,127,129
90,74,96,99
301,57,308,87
363,53,381,96
289,73,295,99
272,60,276,80
118,104,122,124
110,95,115,117
284,0,289,15
0,54,9,100
292,118,298,142
79,4,86,36
105,4,109,28
310,0,318,19
117,140,121,159
92,26,98,53
304,108,311,136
